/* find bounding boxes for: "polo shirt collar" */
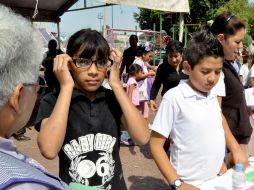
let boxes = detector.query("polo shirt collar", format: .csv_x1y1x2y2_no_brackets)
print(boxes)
72,86,107,100
0,137,19,157
179,80,217,99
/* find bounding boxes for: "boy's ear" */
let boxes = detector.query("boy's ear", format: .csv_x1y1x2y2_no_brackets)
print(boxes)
8,84,23,114
216,34,224,43
183,61,191,75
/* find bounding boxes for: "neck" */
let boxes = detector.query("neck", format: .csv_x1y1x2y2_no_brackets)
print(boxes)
187,80,208,96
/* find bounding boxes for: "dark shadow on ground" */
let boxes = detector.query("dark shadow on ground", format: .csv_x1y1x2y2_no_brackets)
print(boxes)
139,144,153,159
128,175,168,190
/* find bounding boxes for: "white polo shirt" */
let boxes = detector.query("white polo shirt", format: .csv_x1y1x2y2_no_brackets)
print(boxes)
150,80,225,186
210,72,225,97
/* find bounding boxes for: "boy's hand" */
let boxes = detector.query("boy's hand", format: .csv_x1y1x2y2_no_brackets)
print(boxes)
218,162,227,176
178,183,200,190
149,100,158,111
53,54,75,90
109,48,122,88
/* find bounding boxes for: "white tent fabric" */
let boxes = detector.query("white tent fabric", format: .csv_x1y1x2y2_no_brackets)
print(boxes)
99,0,190,13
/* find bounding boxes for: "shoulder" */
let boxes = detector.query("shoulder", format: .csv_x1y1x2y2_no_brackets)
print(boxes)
127,77,137,84
163,85,182,102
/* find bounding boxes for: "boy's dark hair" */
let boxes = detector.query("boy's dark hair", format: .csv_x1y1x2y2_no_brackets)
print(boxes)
166,40,183,54
184,29,224,69
136,46,150,57
211,11,245,38
66,29,110,60
128,64,142,76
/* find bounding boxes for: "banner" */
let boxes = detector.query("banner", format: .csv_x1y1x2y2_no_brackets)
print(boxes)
99,0,190,13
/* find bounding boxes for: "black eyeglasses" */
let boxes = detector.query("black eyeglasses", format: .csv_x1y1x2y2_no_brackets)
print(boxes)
73,57,113,71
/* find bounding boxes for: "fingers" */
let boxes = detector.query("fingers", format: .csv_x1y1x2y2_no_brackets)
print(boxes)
111,48,122,68
218,162,227,176
53,54,72,72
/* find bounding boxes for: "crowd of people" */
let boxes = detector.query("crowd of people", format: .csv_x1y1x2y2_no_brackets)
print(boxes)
0,3,254,190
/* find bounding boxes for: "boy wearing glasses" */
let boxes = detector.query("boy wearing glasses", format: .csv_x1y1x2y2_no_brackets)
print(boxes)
35,29,149,190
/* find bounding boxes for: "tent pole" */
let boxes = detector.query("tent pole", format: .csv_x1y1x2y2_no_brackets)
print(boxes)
179,13,184,42
57,22,61,49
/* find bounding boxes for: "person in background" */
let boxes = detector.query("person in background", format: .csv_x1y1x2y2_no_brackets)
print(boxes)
211,12,253,160
249,56,254,87
150,29,226,189
0,5,68,189
120,34,139,75
133,46,156,122
149,40,184,112
239,50,251,88
35,29,149,189
121,64,143,146
42,39,63,94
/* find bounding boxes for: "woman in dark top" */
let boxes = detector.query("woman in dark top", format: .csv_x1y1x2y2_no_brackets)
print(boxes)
149,40,185,111
211,12,252,159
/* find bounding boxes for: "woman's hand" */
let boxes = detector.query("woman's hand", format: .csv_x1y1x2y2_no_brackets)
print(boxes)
149,100,158,111
53,54,74,90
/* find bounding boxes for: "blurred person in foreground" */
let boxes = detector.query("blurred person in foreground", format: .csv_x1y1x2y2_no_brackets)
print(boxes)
0,5,68,190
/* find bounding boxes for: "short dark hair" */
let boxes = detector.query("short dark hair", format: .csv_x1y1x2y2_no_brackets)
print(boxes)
166,40,183,54
128,64,142,76
67,29,110,60
211,12,245,38
48,39,57,50
184,29,224,69
129,34,138,42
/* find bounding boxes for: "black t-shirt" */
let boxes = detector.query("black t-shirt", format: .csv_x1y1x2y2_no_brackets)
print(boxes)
35,87,127,190
122,47,138,74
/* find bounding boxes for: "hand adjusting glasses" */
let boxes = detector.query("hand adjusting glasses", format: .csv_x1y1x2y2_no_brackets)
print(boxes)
72,57,113,71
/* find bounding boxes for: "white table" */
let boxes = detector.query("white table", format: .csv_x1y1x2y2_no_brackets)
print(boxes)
198,158,254,190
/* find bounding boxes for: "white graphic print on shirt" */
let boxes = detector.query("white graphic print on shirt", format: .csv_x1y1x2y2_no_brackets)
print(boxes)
63,133,116,189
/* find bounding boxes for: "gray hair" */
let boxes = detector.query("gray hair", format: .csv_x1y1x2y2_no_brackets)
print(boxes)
0,5,43,106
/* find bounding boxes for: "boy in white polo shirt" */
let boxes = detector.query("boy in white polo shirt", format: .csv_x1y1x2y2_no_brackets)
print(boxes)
150,29,226,190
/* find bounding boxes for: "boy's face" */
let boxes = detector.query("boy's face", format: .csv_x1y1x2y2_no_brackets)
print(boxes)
184,56,223,95
70,47,106,96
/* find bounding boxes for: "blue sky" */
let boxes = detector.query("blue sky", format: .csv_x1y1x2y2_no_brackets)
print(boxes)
44,1,140,38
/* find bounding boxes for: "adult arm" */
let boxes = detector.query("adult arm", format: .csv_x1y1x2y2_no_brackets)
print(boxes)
149,65,163,111
250,77,254,87
109,48,149,145
37,54,74,159
218,96,249,167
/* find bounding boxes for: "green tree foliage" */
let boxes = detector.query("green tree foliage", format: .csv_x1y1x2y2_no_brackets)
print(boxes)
216,0,254,38
189,0,230,23
133,1,230,33
133,9,172,33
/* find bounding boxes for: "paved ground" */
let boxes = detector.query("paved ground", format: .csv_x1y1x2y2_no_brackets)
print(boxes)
13,127,168,190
